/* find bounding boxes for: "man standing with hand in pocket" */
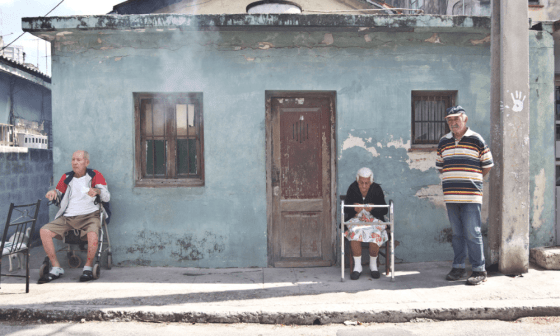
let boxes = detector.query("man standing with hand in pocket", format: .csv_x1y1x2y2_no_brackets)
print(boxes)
436,106,493,285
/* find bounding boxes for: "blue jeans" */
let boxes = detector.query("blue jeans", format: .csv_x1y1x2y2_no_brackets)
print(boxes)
446,203,485,272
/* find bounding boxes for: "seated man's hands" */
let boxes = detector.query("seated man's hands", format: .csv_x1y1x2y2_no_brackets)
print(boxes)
87,188,100,198
45,190,57,201
363,206,372,212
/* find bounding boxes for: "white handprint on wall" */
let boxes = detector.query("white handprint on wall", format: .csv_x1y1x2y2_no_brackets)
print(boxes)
511,91,526,112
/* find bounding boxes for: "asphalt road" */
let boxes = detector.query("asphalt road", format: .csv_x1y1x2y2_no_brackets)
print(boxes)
1,317,560,335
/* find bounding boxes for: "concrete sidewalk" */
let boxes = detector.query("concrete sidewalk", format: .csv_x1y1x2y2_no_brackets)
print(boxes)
0,247,559,325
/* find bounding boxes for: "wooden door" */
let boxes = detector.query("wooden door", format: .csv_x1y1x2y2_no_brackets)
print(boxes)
267,92,335,267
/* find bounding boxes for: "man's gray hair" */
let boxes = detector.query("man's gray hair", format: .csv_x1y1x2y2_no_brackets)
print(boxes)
356,167,374,183
75,150,89,160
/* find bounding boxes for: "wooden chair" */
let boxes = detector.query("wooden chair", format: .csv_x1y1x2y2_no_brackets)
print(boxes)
1,200,41,293
340,195,395,282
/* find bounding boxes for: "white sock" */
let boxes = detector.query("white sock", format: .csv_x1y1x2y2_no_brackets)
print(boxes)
370,256,378,271
83,266,93,272
353,256,362,273
50,267,64,276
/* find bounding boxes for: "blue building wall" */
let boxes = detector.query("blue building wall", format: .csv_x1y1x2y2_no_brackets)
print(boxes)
0,149,53,242
0,69,51,126
0,74,9,124
0,64,52,245
46,25,555,267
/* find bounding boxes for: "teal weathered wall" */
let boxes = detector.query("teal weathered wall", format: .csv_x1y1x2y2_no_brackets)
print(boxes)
529,29,556,247
47,26,555,267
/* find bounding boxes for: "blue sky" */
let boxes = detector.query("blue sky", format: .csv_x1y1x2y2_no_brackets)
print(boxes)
0,0,122,76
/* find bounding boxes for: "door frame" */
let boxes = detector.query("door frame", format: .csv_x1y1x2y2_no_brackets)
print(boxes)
265,91,337,267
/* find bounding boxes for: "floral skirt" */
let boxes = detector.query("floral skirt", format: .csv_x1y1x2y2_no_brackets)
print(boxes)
345,223,388,246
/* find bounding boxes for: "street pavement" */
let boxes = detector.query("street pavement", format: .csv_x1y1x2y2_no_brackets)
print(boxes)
0,247,559,325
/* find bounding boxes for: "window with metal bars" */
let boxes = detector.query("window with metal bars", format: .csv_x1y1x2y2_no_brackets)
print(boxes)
134,93,204,187
411,91,456,146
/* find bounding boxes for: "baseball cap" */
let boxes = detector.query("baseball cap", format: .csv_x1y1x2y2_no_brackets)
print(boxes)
445,106,465,118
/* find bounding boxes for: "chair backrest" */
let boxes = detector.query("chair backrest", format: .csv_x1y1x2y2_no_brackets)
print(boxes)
1,200,41,255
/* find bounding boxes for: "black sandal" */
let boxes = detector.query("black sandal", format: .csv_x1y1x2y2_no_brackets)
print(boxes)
350,271,361,280
79,270,94,282
37,273,62,284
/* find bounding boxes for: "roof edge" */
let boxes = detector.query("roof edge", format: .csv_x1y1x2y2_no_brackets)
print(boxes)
0,54,51,83
22,14,491,36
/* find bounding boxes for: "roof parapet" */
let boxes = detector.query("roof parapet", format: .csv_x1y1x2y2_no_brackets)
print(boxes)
22,13,491,39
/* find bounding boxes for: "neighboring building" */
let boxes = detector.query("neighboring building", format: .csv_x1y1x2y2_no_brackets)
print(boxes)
0,54,52,242
525,0,560,246
376,0,491,15
1,37,25,64
22,0,556,268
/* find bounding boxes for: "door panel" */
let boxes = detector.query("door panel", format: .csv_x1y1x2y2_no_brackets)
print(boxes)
268,93,335,267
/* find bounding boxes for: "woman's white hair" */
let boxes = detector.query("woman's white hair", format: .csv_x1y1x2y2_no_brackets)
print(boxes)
356,167,374,183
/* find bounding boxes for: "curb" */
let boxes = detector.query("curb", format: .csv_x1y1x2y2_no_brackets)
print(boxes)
2,305,560,325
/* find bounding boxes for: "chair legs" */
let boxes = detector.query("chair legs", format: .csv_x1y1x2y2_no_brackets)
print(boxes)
385,240,390,276
25,249,30,293
345,239,392,276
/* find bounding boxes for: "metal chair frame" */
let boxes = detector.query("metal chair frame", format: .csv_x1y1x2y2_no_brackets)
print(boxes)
0,200,41,293
340,197,395,282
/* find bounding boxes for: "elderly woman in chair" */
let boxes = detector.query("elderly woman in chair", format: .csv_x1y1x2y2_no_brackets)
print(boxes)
344,167,388,280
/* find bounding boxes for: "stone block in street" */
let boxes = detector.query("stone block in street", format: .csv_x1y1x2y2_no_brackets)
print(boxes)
530,246,560,270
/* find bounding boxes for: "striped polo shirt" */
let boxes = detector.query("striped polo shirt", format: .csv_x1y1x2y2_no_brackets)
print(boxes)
436,128,494,204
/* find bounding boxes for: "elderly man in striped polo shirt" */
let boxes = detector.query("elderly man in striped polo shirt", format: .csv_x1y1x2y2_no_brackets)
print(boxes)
436,106,494,285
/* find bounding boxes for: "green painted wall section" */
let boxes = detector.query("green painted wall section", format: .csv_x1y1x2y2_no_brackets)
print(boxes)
529,29,556,247
48,26,555,267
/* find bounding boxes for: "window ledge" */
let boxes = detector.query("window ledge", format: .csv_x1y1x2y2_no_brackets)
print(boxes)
529,5,544,8
409,145,437,152
135,179,204,188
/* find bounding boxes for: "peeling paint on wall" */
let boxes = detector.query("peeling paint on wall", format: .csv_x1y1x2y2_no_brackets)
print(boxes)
55,31,72,37
415,185,445,208
386,138,410,149
406,151,438,172
470,34,490,45
258,42,274,49
341,134,379,158
437,227,453,243
124,230,226,264
321,33,334,45
531,168,546,229
424,33,442,44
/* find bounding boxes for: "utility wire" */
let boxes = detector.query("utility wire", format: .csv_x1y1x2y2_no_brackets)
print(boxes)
1,0,65,53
